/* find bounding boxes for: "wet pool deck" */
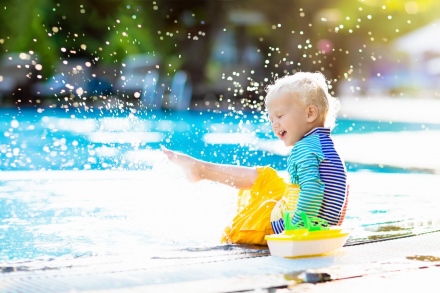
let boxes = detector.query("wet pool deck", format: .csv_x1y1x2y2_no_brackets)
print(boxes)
1,231,440,292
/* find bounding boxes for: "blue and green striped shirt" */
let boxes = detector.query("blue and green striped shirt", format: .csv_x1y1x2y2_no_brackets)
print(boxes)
271,127,348,233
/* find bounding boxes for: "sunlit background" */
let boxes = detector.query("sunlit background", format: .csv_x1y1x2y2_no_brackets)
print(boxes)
1,0,440,265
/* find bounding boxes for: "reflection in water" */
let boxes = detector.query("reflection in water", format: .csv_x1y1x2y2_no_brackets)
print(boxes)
3,108,440,172
1,170,440,264
0,169,237,262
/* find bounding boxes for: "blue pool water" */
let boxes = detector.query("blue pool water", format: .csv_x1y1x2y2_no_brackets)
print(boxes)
1,107,440,263
2,107,440,172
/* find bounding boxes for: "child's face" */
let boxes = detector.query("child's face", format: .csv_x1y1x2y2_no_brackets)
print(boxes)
266,92,312,147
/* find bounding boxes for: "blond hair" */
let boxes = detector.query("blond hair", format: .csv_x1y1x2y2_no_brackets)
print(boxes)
265,72,340,129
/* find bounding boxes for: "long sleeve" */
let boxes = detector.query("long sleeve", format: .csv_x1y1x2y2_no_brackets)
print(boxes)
283,127,348,228
292,152,325,223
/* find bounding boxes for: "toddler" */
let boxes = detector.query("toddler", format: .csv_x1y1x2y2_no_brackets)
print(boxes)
162,71,348,245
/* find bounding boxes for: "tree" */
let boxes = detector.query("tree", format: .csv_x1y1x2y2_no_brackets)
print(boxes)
1,0,439,105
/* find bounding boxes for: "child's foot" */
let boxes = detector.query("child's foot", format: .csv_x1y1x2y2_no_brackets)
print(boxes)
161,146,202,182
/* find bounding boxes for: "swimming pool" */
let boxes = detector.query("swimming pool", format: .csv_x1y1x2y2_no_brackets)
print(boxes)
1,107,440,263
2,107,440,172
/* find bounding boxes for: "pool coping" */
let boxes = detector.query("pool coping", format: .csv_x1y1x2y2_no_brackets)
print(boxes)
1,230,440,292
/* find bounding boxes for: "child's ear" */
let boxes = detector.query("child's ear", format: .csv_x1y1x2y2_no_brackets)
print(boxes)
306,105,319,122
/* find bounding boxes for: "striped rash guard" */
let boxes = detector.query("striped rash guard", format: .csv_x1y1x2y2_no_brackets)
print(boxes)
271,127,348,234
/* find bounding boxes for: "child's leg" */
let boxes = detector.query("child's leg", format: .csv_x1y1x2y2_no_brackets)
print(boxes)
162,147,258,189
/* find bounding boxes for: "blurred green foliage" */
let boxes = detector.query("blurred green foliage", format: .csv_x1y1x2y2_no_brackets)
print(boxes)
0,0,439,93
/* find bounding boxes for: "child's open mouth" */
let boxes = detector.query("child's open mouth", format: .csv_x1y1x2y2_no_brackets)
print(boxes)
279,131,286,139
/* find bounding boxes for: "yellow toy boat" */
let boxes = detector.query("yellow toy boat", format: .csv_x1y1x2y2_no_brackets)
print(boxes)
265,211,349,258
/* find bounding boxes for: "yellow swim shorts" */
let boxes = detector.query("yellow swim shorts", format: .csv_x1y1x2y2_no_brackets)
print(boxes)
221,166,288,246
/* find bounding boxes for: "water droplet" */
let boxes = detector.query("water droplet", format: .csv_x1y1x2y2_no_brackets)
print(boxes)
10,120,19,128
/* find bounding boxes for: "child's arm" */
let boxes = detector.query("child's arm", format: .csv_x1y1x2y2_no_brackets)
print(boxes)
291,154,325,223
162,147,259,189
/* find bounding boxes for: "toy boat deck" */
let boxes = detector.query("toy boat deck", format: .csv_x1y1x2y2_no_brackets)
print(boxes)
1,230,440,292
265,212,350,258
